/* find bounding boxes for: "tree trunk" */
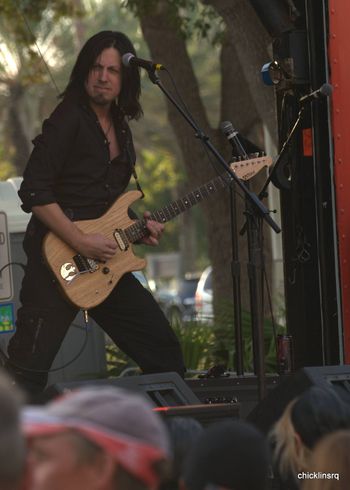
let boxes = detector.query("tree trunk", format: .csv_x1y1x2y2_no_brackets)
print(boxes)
137,0,277,318
207,0,279,313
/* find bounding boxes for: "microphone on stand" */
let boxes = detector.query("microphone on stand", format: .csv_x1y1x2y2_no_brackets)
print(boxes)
220,121,248,158
122,52,165,72
220,121,262,159
299,83,333,105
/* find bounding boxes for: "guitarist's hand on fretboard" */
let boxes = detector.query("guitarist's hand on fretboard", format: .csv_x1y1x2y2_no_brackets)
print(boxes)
140,211,165,247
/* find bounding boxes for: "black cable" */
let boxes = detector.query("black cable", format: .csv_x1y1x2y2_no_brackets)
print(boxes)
0,320,90,373
162,68,224,171
263,266,279,367
3,4,97,374
12,0,61,95
0,261,91,373
0,262,26,276
160,67,247,214
162,68,198,127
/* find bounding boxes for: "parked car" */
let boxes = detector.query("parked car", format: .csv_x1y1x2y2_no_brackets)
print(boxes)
155,275,200,326
194,266,213,323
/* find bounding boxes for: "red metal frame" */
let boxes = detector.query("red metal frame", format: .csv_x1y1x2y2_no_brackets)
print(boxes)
329,0,350,361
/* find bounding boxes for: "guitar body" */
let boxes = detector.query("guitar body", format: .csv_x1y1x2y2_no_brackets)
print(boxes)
43,190,146,310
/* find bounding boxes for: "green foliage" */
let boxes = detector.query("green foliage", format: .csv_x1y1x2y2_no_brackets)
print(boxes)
123,0,224,45
104,308,284,377
105,321,214,377
106,342,139,377
0,0,84,84
173,322,214,370
0,144,15,180
0,0,83,46
209,299,287,373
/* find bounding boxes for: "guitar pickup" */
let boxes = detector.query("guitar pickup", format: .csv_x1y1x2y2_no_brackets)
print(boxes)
113,229,129,251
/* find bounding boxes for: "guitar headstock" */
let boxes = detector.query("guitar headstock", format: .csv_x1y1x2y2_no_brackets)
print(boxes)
230,153,273,181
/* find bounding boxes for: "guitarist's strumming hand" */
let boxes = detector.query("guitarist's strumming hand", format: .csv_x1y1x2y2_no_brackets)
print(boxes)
32,203,118,262
141,211,165,247
77,233,117,261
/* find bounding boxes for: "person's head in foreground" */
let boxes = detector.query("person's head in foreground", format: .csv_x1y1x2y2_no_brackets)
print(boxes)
0,372,26,490
182,419,270,490
162,416,203,490
301,429,350,490
269,386,350,486
22,386,170,490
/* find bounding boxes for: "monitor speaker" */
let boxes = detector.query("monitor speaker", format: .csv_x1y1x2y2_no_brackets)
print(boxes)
187,373,281,419
45,372,240,426
247,365,350,433
45,372,200,406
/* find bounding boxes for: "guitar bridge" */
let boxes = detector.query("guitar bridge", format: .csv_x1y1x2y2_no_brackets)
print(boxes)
113,229,129,251
73,254,99,273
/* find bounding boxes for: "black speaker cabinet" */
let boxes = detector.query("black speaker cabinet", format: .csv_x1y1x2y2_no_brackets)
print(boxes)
187,373,281,419
45,372,240,426
45,372,200,406
247,365,350,433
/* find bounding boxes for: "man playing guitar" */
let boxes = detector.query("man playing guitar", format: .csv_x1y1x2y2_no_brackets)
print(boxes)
5,31,185,396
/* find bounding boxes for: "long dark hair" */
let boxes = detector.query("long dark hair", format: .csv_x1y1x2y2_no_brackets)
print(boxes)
61,31,142,120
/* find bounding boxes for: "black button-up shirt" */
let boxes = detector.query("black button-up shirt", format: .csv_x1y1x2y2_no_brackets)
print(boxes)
19,96,136,221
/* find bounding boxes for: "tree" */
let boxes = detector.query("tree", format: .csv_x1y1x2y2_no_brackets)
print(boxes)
0,0,82,174
125,0,277,317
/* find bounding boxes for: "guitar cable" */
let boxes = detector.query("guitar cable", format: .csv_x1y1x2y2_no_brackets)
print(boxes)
0,325,89,374
0,261,90,374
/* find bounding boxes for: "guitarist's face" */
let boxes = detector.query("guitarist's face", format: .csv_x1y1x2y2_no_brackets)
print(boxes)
85,47,122,107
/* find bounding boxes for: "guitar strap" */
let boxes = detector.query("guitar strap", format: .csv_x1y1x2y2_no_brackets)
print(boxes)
122,114,145,199
132,165,145,199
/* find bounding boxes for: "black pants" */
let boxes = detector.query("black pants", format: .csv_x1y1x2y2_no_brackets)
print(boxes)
5,217,185,394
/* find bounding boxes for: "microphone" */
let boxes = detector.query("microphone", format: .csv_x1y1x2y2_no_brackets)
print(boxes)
220,121,248,158
299,83,333,104
122,52,164,72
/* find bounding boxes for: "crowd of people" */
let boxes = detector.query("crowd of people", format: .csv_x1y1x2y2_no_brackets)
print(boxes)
1,370,350,490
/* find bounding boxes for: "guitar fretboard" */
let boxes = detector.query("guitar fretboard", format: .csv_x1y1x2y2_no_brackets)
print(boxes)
124,173,230,244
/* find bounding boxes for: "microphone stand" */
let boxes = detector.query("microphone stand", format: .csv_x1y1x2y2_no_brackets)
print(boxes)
227,132,251,377
147,69,281,401
229,132,268,393
229,168,244,376
240,105,305,235
236,105,305,383
258,105,305,200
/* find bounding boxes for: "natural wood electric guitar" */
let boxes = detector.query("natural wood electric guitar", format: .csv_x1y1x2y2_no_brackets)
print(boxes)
43,155,272,309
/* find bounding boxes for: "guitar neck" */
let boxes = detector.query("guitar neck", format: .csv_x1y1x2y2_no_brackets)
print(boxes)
124,172,229,244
